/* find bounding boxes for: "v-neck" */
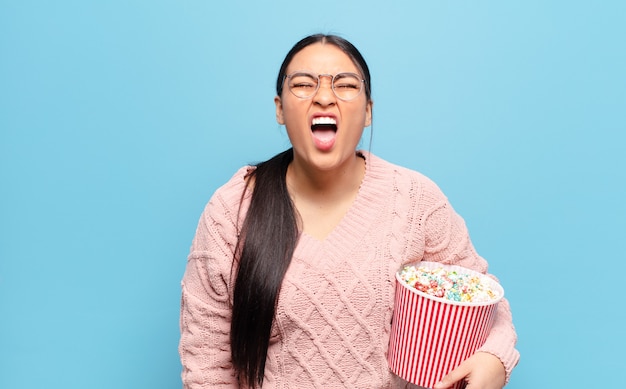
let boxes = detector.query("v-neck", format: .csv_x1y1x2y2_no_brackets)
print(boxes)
292,152,391,267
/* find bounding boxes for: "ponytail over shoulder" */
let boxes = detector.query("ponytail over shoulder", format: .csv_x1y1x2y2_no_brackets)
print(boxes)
230,33,371,387
231,148,298,387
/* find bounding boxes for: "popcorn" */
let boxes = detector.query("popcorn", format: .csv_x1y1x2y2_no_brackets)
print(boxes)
398,264,499,303
389,262,504,388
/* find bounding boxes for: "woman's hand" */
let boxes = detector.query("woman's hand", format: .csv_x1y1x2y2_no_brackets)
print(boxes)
433,352,506,389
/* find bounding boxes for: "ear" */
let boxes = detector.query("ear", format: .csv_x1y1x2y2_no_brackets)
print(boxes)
364,100,373,127
274,96,285,125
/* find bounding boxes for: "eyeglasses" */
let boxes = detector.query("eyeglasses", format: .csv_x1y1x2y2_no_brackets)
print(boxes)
284,72,365,101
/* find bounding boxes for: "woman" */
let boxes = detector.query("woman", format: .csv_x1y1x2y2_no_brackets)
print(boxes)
179,34,519,388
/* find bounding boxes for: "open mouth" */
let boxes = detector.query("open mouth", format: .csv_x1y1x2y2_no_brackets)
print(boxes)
311,116,337,132
310,116,337,150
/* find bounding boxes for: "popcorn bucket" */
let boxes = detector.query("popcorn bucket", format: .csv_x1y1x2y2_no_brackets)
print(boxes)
387,262,504,389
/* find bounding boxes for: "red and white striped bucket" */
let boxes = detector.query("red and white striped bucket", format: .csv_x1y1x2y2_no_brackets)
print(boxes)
387,262,503,389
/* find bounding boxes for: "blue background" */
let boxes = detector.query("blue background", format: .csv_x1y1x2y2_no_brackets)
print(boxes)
1,1,624,388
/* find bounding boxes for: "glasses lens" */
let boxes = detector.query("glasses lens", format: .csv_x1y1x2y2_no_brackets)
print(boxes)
287,73,318,99
286,72,364,100
332,73,363,101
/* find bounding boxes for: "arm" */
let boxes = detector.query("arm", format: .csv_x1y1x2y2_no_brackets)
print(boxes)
179,184,246,388
421,197,520,386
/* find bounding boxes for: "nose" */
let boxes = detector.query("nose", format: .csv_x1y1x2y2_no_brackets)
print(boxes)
313,75,336,106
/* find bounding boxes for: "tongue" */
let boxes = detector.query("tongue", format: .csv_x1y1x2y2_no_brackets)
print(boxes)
312,128,336,150
313,128,335,141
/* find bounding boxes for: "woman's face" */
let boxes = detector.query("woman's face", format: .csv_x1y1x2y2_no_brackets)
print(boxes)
275,43,372,173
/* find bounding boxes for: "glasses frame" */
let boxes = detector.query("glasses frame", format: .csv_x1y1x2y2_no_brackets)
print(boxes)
283,71,365,101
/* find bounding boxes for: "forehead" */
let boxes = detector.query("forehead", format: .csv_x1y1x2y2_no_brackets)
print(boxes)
286,43,359,75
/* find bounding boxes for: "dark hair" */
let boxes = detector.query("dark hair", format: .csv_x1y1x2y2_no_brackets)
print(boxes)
230,34,371,387
276,34,372,101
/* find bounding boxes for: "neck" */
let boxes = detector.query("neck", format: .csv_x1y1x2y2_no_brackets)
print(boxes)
287,152,365,205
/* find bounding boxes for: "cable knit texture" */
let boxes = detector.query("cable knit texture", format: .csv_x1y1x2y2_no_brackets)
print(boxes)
179,153,519,388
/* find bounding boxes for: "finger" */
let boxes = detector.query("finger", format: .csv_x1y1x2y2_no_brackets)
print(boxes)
433,363,470,389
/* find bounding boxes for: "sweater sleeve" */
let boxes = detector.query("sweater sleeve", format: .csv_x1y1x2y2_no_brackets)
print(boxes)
179,173,249,388
421,192,520,384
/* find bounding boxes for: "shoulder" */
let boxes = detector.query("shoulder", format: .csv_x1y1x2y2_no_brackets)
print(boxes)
365,152,447,202
199,165,255,229
211,165,254,203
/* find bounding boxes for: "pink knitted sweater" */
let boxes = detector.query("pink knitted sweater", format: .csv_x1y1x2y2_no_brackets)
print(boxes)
179,153,519,388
